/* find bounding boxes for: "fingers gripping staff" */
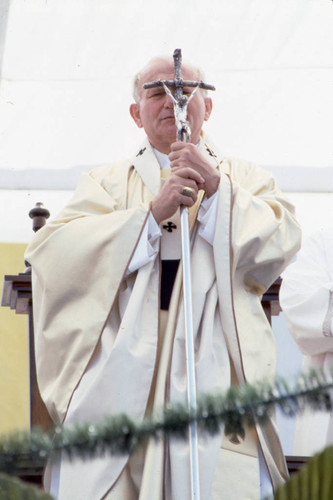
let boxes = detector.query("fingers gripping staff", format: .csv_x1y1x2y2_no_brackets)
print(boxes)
143,48,215,500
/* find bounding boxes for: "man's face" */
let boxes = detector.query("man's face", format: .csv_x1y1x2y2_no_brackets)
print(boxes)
130,60,212,154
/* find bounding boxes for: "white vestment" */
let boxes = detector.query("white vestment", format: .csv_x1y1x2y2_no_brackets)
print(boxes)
280,230,333,456
25,137,301,499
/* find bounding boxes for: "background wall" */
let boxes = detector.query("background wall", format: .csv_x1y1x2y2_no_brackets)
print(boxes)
0,243,29,434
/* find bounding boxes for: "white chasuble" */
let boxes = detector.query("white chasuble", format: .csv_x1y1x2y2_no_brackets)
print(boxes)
25,137,301,499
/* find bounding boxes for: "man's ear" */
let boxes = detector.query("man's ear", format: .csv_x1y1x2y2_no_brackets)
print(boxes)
204,97,213,121
129,103,143,128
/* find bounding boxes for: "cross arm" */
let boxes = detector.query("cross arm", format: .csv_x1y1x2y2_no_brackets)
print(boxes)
143,79,215,91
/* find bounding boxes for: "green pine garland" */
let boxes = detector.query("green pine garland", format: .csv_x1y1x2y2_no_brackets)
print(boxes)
0,370,332,476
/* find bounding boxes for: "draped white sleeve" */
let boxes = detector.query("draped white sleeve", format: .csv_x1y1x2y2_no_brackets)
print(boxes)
280,230,333,356
127,212,162,274
280,230,333,456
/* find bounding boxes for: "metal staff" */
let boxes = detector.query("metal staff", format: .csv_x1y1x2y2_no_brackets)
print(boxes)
143,48,215,500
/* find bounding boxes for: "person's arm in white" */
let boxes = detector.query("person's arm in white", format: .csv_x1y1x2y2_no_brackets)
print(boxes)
280,231,333,356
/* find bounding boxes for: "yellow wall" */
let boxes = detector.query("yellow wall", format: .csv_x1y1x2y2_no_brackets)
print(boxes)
0,243,29,434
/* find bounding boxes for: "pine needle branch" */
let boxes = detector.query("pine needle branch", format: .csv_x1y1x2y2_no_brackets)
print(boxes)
0,370,332,475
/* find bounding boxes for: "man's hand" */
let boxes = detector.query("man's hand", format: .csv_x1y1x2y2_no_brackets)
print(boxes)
151,166,204,224
169,142,220,198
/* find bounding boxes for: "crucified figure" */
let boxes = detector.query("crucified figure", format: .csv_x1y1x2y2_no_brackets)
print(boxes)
161,82,199,141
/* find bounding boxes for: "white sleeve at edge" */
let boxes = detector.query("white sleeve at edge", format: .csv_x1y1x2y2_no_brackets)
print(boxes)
197,191,219,245
127,212,161,274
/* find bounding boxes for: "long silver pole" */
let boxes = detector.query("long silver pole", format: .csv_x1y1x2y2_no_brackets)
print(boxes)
180,205,200,500
174,51,200,500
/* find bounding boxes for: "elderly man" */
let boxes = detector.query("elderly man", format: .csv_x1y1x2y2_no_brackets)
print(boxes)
25,55,301,499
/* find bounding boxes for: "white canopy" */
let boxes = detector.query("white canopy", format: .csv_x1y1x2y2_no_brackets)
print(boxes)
1,0,333,239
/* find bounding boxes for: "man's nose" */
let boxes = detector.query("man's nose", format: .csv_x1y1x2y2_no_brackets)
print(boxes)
163,96,173,108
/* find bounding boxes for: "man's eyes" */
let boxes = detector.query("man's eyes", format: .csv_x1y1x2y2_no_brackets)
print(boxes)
148,90,165,98
148,88,192,98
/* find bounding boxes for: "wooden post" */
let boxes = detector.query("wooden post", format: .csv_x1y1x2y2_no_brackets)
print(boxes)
29,202,50,233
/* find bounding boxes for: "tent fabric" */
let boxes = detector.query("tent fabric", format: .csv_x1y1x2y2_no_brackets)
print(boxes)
0,0,332,185
1,0,333,239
